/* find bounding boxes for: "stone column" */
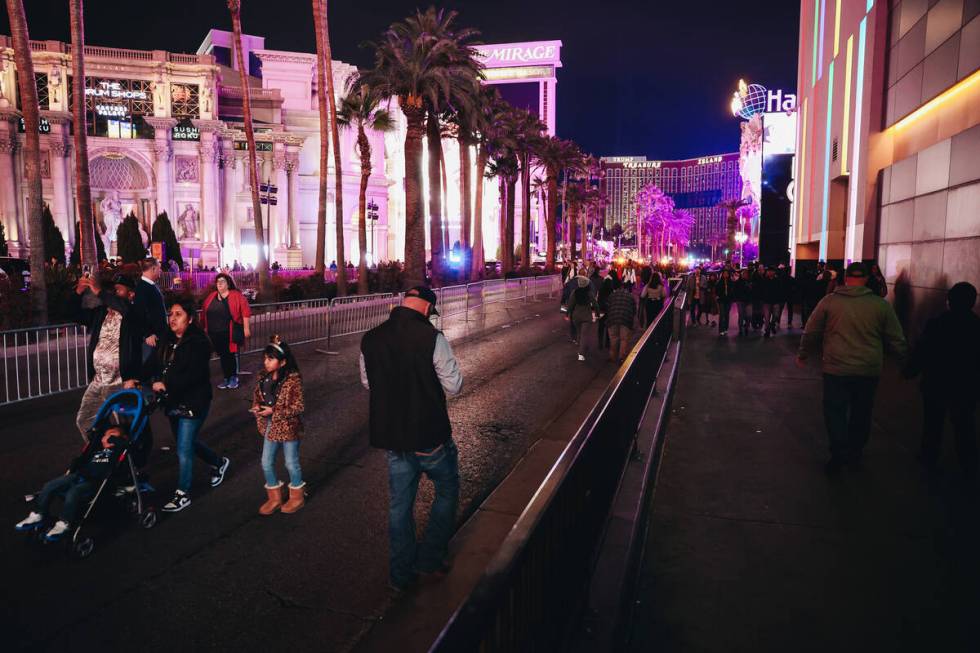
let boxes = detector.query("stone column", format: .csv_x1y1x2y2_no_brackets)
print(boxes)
44,112,73,252
219,139,238,259
194,120,224,268
144,117,176,221
272,145,289,265
0,108,24,255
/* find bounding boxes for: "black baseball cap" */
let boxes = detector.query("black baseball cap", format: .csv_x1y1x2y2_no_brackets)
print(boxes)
112,274,136,290
845,262,868,278
406,286,439,315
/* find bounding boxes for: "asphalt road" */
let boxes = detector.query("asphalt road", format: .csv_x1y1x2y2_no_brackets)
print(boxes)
1,296,615,652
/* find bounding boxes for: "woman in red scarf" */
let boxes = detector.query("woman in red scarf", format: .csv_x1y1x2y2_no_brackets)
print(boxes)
201,273,251,389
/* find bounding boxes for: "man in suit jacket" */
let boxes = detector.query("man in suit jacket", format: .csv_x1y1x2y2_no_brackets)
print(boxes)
134,257,169,362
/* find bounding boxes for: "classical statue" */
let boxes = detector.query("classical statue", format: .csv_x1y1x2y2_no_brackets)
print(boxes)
177,203,199,240
99,191,123,249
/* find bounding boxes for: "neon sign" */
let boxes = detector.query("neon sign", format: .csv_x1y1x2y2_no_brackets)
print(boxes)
697,156,723,165
475,42,561,68
96,104,128,117
623,161,662,169
85,81,147,100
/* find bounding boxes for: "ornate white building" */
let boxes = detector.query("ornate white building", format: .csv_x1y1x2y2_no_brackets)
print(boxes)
0,31,561,268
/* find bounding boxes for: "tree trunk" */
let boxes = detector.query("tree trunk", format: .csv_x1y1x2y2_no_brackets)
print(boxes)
470,144,487,279
520,153,531,271
503,176,516,273
7,0,47,323
569,205,578,261
458,137,471,250
228,0,268,295
312,0,328,277
320,0,346,295
402,103,426,287
440,150,449,256
69,0,96,268
580,204,588,262
356,124,370,295
425,112,443,284
545,175,558,271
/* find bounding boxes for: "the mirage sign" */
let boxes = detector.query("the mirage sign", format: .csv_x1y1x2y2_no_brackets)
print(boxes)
474,41,562,68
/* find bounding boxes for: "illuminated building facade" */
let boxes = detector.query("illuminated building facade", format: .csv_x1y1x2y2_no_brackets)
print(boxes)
0,33,561,267
600,154,742,255
795,0,980,325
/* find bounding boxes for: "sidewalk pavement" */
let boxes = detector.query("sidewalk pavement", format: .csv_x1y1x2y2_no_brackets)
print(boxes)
628,317,979,653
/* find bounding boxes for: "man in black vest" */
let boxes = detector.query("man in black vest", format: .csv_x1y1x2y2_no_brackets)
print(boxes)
360,286,463,591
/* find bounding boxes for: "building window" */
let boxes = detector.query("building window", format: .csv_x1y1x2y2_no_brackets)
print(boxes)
171,83,201,119
84,77,155,139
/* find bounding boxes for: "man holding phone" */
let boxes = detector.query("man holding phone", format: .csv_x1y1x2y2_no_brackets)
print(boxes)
72,274,143,440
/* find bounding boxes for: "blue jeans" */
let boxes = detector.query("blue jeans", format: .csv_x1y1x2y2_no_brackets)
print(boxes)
169,407,220,494
386,439,460,586
36,474,95,524
261,438,303,487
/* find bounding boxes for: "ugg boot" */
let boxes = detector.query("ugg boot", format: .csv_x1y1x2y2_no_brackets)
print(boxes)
259,483,284,515
281,483,306,514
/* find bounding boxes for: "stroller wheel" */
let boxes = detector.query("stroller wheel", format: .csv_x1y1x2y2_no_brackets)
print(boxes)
72,536,95,559
140,510,157,529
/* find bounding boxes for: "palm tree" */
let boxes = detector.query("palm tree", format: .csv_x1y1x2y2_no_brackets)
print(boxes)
365,6,481,287
317,0,347,296
564,179,587,262
426,110,445,282
533,136,583,271
337,79,393,295
486,106,520,273
227,0,268,294
68,0,96,268
6,0,47,322
511,109,546,271
311,0,329,277
469,86,505,279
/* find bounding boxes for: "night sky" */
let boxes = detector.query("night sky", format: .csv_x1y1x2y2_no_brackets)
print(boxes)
3,0,800,160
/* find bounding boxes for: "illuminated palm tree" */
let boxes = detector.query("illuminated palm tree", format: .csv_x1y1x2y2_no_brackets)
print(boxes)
469,86,506,279
318,0,347,295
511,109,547,271
227,0,268,294
533,136,584,270
5,0,47,322
364,7,482,286
337,79,393,295
68,0,97,268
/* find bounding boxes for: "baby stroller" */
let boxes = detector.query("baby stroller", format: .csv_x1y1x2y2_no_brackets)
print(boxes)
27,389,159,558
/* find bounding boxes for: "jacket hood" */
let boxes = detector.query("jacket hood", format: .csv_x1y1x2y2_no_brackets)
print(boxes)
833,285,873,298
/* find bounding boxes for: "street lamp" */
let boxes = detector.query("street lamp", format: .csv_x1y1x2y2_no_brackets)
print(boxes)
366,199,380,264
735,231,748,265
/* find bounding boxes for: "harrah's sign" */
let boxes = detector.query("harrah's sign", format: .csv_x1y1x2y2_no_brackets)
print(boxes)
766,89,797,113
475,41,562,68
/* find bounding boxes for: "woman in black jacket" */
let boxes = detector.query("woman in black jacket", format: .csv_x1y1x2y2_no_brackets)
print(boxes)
151,299,229,513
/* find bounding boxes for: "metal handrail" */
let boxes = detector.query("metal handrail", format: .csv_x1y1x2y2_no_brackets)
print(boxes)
430,286,680,652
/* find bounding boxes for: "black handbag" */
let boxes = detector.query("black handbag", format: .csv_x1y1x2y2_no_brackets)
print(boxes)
232,321,245,345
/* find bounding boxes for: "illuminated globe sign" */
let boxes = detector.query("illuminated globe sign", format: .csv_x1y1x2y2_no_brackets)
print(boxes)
730,79,796,120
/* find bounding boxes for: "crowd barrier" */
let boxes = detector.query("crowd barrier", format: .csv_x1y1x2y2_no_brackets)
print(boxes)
158,268,351,292
430,278,683,652
0,275,561,406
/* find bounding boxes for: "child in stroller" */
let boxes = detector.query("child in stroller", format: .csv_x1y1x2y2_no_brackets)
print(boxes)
14,389,157,555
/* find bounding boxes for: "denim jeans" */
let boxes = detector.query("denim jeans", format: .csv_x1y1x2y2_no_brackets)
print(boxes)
718,301,732,333
736,301,751,332
36,474,95,524
823,374,879,461
169,407,219,493
386,439,460,586
763,303,784,334
261,438,303,487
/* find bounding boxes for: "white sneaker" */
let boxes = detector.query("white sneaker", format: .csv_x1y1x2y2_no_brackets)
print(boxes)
44,520,70,541
162,490,191,513
577,354,585,361
15,511,43,531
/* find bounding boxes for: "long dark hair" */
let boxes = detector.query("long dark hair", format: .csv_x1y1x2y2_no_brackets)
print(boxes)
214,273,237,291
263,335,300,378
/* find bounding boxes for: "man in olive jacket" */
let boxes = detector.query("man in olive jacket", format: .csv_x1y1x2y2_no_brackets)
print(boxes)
797,262,908,475
360,287,463,591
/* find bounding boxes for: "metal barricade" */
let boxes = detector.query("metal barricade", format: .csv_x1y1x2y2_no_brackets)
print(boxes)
434,284,469,319
504,278,525,302
483,279,506,305
327,293,399,341
1,323,90,405
244,298,332,353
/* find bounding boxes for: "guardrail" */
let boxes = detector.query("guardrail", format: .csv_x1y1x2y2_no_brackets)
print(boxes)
429,278,682,652
0,275,561,406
